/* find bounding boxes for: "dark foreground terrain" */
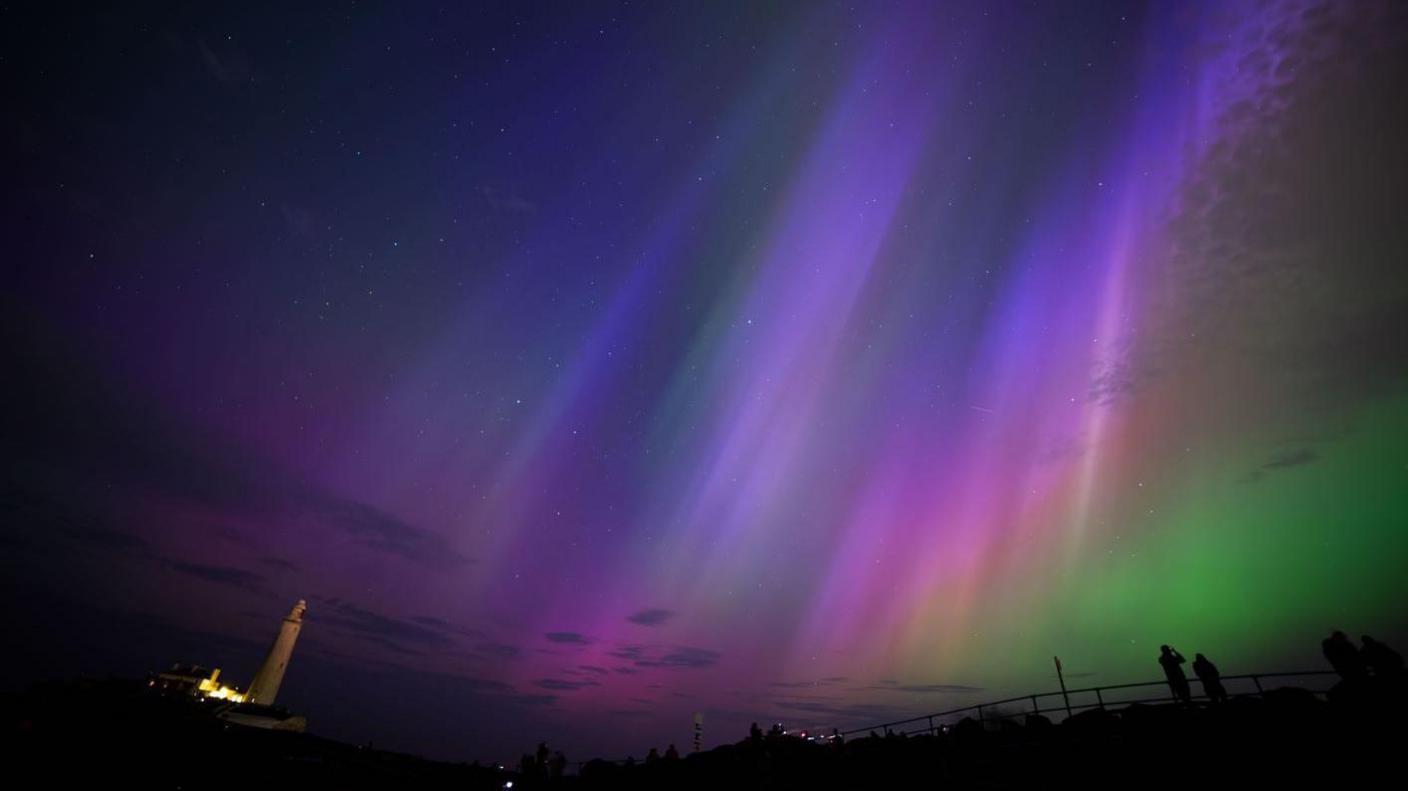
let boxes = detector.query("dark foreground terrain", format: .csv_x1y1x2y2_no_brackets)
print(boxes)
7,677,1406,789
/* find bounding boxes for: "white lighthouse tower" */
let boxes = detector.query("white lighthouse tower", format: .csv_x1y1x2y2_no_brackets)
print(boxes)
245,600,306,706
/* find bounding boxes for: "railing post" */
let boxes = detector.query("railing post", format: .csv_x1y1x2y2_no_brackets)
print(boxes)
977,705,984,726
1095,688,1105,710
1031,696,1039,714
1054,656,1073,720
927,715,934,735
1252,675,1264,695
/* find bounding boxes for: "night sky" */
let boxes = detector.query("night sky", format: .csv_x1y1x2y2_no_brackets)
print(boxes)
4,0,1408,764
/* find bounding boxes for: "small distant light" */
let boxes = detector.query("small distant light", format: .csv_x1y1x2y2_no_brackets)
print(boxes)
504,783,514,789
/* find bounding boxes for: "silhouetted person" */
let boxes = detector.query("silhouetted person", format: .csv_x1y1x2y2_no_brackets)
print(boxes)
665,744,680,760
645,747,660,764
1159,645,1191,703
768,723,783,738
535,741,550,768
749,722,762,742
1323,630,1367,682
550,751,566,778
1193,653,1227,703
1361,635,1405,678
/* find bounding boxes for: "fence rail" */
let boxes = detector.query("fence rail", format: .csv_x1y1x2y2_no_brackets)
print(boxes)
566,670,1339,772
835,670,1339,739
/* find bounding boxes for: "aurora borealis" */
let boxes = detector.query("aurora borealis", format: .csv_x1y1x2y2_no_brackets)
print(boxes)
4,0,1407,762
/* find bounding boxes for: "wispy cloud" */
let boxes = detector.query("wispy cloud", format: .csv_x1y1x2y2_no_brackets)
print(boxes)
626,608,676,626
474,642,523,660
3,325,472,576
534,678,599,691
321,499,472,569
768,677,850,689
545,631,592,645
613,645,721,670
166,560,265,590
255,555,300,572
1262,447,1318,470
312,598,463,654
866,680,983,694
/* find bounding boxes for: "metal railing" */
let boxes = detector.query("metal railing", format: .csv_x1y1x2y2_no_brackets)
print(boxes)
835,670,1338,739
564,671,1339,772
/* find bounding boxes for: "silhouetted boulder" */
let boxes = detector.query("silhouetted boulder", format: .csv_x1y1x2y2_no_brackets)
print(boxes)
951,716,985,743
1263,685,1324,714
1063,706,1117,732
1024,713,1052,730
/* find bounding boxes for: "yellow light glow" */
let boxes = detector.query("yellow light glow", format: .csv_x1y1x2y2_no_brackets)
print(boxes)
197,678,247,702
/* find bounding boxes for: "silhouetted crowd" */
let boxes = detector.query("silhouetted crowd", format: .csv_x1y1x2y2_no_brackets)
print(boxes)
1323,631,1404,682
1155,632,1403,706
